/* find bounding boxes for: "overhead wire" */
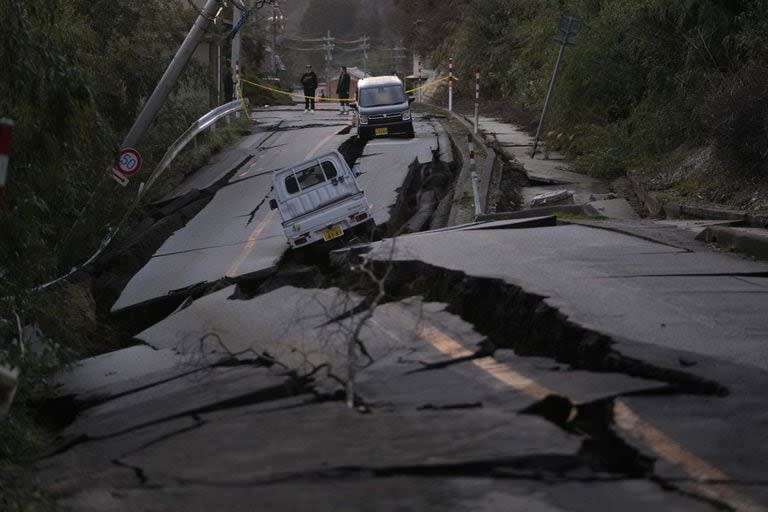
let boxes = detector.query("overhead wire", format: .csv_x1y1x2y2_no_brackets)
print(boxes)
282,35,328,43
282,46,325,52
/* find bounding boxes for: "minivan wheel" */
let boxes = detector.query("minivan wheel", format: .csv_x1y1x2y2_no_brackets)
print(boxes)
406,122,415,138
358,127,371,142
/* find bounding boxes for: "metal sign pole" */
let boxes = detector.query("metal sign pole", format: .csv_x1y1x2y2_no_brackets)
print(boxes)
531,14,580,158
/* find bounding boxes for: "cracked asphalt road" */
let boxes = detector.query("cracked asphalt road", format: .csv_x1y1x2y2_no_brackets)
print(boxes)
35,106,768,511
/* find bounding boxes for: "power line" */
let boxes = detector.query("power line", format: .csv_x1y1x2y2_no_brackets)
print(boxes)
282,35,327,43
283,46,323,52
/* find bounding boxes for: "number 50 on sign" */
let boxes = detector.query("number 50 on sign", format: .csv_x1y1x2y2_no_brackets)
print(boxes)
117,148,142,176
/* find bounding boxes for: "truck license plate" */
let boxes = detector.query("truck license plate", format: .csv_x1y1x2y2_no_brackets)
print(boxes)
322,225,344,241
374,127,388,136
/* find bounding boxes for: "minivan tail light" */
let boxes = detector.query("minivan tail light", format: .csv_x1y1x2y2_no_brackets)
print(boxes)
294,236,309,246
350,212,368,223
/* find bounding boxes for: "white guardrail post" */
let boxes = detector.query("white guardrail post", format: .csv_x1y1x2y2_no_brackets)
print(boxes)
469,134,482,217
473,67,480,135
448,58,454,112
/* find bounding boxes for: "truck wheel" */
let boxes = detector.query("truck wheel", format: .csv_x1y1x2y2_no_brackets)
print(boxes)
359,127,371,142
406,121,415,138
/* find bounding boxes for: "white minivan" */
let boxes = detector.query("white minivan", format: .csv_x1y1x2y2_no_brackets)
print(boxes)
269,150,372,249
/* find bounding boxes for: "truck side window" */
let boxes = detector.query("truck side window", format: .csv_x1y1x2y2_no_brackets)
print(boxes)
285,175,299,194
321,161,338,179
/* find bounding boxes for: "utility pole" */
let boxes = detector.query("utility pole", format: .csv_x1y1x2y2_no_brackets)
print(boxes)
418,60,423,103
323,29,335,93
209,40,220,109
271,3,278,76
232,5,243,117
392,43,406,77
361,35,370,76
121,0,220,151
531,14,581,158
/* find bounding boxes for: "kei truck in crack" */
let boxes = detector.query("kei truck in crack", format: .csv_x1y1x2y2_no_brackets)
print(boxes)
269,150,373,249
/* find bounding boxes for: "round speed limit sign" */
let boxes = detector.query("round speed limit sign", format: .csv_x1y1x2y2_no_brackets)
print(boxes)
117,147,142,176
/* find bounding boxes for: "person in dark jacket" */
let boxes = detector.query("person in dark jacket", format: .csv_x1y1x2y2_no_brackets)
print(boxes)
300,64,318,112
336,66,351,115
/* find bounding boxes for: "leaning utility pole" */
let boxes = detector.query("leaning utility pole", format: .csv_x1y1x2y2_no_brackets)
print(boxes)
120,0,220,151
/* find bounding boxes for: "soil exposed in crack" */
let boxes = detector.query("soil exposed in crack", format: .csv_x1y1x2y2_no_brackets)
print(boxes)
364,259,727,396
225,242,728,398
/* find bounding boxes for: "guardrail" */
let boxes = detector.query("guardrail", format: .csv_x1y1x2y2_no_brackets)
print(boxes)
141,100,244,196
37,100,246,292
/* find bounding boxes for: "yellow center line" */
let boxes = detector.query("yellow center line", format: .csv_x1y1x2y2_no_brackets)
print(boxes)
417,325,553,402
414,320,764,511
306,130,339,159
226,210,276,278
614,401,765,511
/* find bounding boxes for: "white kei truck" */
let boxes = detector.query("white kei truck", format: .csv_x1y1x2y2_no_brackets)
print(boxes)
269,150,373,249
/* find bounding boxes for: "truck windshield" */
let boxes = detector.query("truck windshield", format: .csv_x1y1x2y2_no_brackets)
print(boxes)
358,85,406,107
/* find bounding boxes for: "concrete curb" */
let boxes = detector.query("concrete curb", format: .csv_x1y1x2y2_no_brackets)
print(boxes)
452,113,498,215
476,203,599,222
445,129,472,226
627,169,768,227
696,226,768,261
627,169,768,260
426,104,498,219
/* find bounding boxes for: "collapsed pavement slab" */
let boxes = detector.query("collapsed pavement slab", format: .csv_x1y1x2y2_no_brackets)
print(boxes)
136,285,364,377
54,345,222,405
55,475,718,512
61,364,299,441
118,401,581,486
359,224,768,373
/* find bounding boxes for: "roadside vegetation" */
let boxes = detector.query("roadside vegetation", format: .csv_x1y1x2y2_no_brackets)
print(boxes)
394,0,768,210
0,1,272,505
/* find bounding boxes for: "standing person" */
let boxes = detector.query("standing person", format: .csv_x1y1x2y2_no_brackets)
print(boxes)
336,66,351,115
300,64,318,112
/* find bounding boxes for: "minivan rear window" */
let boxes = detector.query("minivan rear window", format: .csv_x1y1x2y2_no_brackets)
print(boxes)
359,85,406,107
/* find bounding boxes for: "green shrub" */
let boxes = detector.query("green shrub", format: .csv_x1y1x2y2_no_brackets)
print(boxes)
0,2,268,500
704,64,768,174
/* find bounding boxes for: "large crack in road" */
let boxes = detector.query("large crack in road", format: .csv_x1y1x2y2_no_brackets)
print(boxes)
38,112,767,511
